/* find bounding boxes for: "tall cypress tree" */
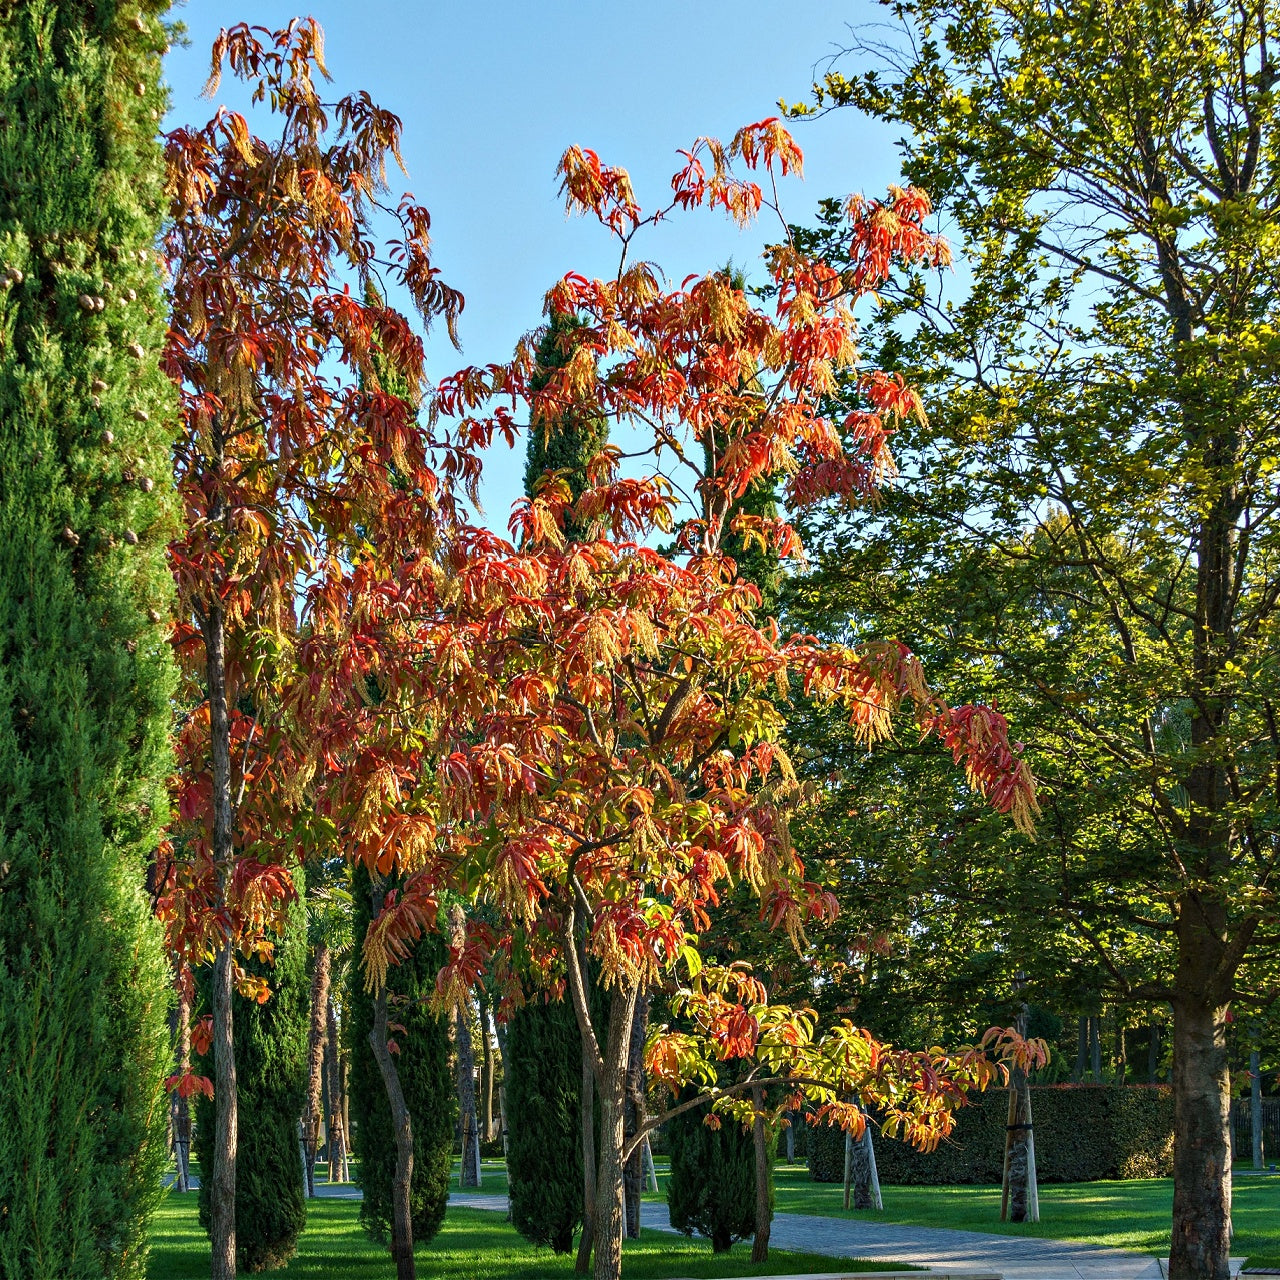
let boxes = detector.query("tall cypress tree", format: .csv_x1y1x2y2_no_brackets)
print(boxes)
506,311,611,1258
0,5,175,1278
667,1085,768,1254
194,881,310,1272
524,311,610,541
507,994,585,1253
347,863,455,1247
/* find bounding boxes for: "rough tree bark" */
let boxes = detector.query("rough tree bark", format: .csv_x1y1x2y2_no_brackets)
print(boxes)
302,942,331,1198
587,986,640,1280
1251,1048,1264,1170
750,1083,772,1263
1169,951,1234,1279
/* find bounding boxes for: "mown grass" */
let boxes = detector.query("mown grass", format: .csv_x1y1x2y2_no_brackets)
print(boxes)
767,1163,1280,1265
146,1195,899,1279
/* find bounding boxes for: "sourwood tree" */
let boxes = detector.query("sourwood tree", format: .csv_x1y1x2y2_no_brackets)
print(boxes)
786,3,1280,1275
360,121,1043,1280
0,3,175,1276
156,21,464,1279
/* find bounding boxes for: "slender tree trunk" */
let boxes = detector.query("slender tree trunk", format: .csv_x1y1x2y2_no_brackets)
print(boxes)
302,943,331,1198
575,1040,597,1274
339,1040,351,1181
784,1111,795,1163
325,997,348,1183
204,599,238,1280
1090,1014,1102,1081
1149,1024,1162,1083
171,990,192,1192
1073,1016,1088,1083
478,992,496,1143
1168,954,1233,1280
749,1083,772,1263
455,1004,480,1186
622,993,648,1239
494,1018,509,1156
370,979,416,1280
450,906,481,1188
642,1137,658,1192
320,1039,333,1182
1251,1048,1264,1170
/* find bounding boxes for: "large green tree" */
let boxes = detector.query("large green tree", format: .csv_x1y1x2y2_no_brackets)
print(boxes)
347,864,454,1249
786,3,1280,1275
0,3,175,1276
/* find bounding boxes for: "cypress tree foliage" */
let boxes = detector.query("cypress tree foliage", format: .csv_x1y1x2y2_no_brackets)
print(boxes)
0,4,176,1278
524,310,610,541
507,994,585,1253
507,311,610,1257
667,1086,769,1254
194,882,310,1272
347,863,455,1246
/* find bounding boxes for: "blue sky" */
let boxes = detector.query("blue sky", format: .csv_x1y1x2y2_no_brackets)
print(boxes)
163,1,907,520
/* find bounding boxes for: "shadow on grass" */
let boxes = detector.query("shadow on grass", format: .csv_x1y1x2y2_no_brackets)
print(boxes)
147,1196,905,1279
769,1165,1280,1263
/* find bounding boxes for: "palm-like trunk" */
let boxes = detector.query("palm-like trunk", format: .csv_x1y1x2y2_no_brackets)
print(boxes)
302,943,331,1197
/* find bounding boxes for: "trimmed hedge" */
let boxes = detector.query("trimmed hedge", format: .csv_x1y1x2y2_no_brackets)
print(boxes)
808,1085,1173,1185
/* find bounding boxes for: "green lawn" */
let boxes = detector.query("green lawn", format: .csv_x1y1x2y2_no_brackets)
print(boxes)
146,1194,901,1279
767,1163,1280,1264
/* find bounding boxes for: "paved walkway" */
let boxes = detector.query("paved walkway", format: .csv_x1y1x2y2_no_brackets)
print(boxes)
452,1192,1246,1280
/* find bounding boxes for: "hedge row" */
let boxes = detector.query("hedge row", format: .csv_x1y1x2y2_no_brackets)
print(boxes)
808,1085,1174,1185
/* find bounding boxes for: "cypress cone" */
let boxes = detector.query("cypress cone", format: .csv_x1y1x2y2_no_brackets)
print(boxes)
0,4,176,1277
